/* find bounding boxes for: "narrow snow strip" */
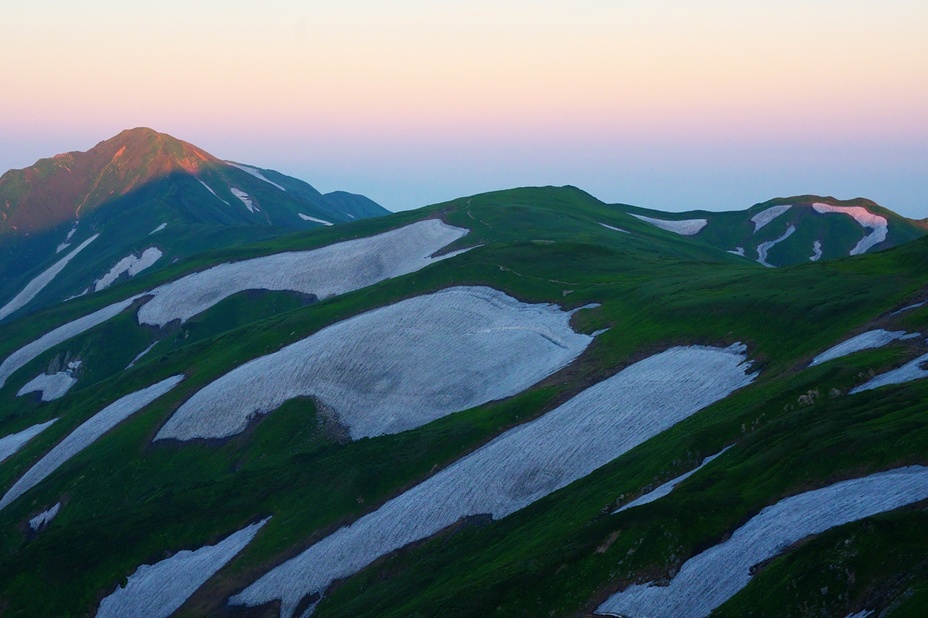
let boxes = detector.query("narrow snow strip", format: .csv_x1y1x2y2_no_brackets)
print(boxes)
629,214,708,236
891,301,926,316
0,295,140,389
137,220,469,327
230,344,755,617
851,352,928,394
727,247,745,257
56,225,78,253
756,225,796,268
614,447,732,513
811,329,919,366
197,180,231,206
844,611,873,618
228,162,288,191
0,234,100,323
230,188,259,213
149,223,167,235
0,420,57,464
0,375,183,510
16,372,77,402
298,213,334,226
599,223,628,233
97,517,269,618
28,502,60,531
751,205,792,234
126,341,158,370
596,466,928,618
812,203,888,256
156,287,592,441
810,240,823,261
93,248,163,292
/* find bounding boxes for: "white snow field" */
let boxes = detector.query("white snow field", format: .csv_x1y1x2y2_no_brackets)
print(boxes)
844,611,873,618
231,188,259,213
229,344,755,617
228,162,288,191
197,180,231,206
727,247,745,257
149,223,167,235
156,286,592,441
0,234,99,323
750,205,791,233
0,375,183,511
126,341,159,370
298,213,334,226
0,295,140,389
93,248,163,292
812,203,888,256
97,517,269,618
811,329,919,366
28,502,60,531
0,420,57,464
16,372,77,402
598,223,628,233
136,219,469,327
629,214,708,236
56,225,78,253
851,352,928,394
810,240,823,261
756,225,796,267
596,466,928,618
892,301,926,316
614,447,731,513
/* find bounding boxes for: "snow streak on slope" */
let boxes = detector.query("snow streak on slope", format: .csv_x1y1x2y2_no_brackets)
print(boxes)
157,287,592,441
596,466,928,618
28,502,60,531
629,214,707,236
298,213,333,226
56,225,78,253
228,162,287,191
0,420,57,465
727,247,745,257
93,248,163,292
599,223,628,233
0,375,183,511
137,220,469,327
811,329,919,366
149,223,167,235
614,447,731,513
97,518,269,618
17,372,77,402
231,188,259,213
751,205,791,233
810,240,823,261
230,345,755,617
126,342,158,370
197,180,230,206
851,353,928,393
0,234,99,323
756,225,796,267
812,203,888,256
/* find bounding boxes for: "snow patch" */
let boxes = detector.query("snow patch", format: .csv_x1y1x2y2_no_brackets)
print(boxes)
811,329,919,366
751,205,791,234
230,344,755,617
727,247,745,257
97,518,269,618
0,375,183,511
149,223,167,235
197,180,231,206
756,225,796,267
17,372,77,402
630,214,707,236
599,223,628,233
810,240,823,261
156,287,592,441
0,420,57,464
851,352,928,393
298,213,333,226
126,341,158,370
614,447,732,513
596,466,928,618
56,224,78,253
228,162,288,191
93,248,163,292
891,301,925,316
28,502,60,531
230,188,259,213
812,203,888,256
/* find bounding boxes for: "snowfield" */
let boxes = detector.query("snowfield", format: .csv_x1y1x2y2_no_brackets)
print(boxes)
811,329,919,366
28,502,60,531
149,223,167,235
851,352,928,394
136,219,469,327
56,225,78,253
298,213,333,226
756,225,795,267
812,203,888,256
93,248,163,292
0,375,183,511
197,180,230,206
17,372,77,402
892,301,926,316
126,341,158,370
750,205,791,233
229,344,755,617
629,214,708,236
228,162,287,191
614,447,731,513
156,286,593,441
810,240,823,261
596,466,928,618
0,234,99,323
599,223,628,233
727,247,745,257
0,420,57,464
231,188,259,213
97,518,269,618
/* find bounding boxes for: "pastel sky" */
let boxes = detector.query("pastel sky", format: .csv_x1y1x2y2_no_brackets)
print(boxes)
1,1,926,216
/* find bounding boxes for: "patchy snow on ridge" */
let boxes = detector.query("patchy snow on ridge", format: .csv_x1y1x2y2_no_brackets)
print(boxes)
810,240,823,261
157,286,592,441
756,225,796,267
93,248,163,292
0,420,57,465
228,162,288,191
630,213,708,236
0,234,99,323
28,502,60,531
811,329,919,366
137,219,469,327
0,375,183,511
149,223,167,235
851,352,928,394
230,344,755,617
599,223,628,233
230,188,259,213
596,466,928,618
614,447,732,513
751,205,792,234
812,203,888,256
298,213,333,226
17,372,77,402
97,518,269,618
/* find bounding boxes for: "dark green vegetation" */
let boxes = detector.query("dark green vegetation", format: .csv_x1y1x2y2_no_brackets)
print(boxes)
0,183,927,616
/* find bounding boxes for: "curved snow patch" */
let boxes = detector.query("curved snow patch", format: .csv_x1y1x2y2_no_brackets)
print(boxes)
97,517,269,618
94,248,163,292
751,205,791,234
0,420,57,465
599,223,628,233
28,502,60,531
596,466,928,618
157,287,592,441
17,372,77,402
727,247,745,257
149,223,167,235
851,352,928,394
230,344,755,617
137,219,469,327
0,375,183,511
630,214,707,236
810,240,823,261
231,188,259,213
56,224,78,253
228,162,287,191
298,213,333,226
756,225,796,268
812,203,888,256
0,234,99,323
811,329,919,366
891,301,925,316
614,446,732,513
